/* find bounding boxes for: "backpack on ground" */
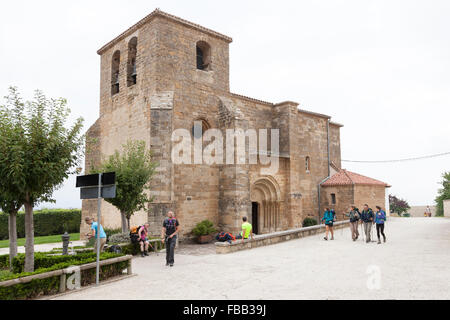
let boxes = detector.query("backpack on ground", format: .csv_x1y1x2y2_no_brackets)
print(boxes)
216,232,236,243
108,245,122,254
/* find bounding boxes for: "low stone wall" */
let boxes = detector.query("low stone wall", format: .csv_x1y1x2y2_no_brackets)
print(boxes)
215,221,349,254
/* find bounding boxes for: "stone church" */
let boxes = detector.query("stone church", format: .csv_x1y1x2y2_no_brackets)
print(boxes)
80,9,389,239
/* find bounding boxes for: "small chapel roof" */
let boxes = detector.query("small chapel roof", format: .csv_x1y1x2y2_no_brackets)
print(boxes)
322,169,390,187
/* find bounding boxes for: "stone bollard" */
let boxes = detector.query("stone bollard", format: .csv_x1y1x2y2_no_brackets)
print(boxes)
62,232,70,255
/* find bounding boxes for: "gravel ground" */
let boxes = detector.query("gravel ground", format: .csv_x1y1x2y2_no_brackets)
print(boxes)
53,217,450,300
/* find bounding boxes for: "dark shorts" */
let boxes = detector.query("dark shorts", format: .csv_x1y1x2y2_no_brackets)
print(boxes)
326,222,334,227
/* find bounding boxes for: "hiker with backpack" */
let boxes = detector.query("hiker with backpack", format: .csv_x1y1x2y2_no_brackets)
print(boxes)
138,223,151,257
322,208,335,241
346,205,360,241
375,206,387,244
161,211,180,267
360,204,375,243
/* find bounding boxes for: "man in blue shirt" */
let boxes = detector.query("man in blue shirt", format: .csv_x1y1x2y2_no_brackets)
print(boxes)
85,217,107,252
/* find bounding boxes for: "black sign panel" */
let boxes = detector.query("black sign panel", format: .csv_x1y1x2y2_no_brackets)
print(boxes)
80,185,117,200
76,172,116,188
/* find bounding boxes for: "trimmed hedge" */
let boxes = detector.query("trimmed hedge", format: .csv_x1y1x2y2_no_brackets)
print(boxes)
0,254,9,270
0,209,81,240
303,217,318,227
11,252,103,274
0,252,127,300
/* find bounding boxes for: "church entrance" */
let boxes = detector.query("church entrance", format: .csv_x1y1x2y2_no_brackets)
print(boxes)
250,177,282,234
252,202,259,234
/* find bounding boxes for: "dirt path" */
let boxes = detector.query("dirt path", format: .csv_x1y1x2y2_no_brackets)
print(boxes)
52,217,450,300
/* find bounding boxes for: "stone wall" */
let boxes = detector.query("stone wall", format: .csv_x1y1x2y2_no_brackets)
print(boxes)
444,200,450,217
216,221,349,254
83,10,343,239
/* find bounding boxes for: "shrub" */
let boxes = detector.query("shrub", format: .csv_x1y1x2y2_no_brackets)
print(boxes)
0,209,81,240
192,220,217,236
11,252,109,274
105,228,122,242
0,254,9,270
0,252,127,300
303,217,318,227
109,232,131,244
403,213,411,217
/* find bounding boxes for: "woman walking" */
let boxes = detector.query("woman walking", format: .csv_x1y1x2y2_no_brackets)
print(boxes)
375,206,387,244
322,208,335,241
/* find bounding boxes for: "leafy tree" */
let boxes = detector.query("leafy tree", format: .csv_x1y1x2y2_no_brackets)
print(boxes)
0,87,84,272
389,194,410,217
93,140,157,232
435,171,450,217
0,94,24,269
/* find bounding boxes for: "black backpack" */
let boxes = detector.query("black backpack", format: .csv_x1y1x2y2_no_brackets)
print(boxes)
108,245,122,254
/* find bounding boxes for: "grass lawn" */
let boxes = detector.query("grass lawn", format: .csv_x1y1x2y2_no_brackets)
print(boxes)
0,233,80,249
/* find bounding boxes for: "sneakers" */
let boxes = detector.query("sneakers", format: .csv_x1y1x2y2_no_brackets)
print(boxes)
144,251,149,256
170,263,174,267
330,237,334,241
377,240,381,244
141,252,145,257
324,237,328,241
384,236,386,243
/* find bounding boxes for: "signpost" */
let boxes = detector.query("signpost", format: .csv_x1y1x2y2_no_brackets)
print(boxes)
76,172,116,286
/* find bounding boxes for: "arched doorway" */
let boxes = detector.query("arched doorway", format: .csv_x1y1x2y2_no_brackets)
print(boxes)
250,177,282,234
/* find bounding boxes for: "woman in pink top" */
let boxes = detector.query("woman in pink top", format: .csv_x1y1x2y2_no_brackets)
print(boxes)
138,223,150,257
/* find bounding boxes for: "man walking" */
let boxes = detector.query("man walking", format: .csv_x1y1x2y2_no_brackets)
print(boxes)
161,211,180,267
375,206,387,244
346,205,360,241
85,217,107,253
360,204,374,243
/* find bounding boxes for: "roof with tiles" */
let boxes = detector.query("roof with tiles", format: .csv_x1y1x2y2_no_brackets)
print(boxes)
322,169,390,187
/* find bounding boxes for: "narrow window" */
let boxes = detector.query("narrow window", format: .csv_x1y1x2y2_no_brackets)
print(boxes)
127,37,137,87
196,41,211,71
305,156,310,172
111,50,120,95
192,118,211,139
331,193,336,205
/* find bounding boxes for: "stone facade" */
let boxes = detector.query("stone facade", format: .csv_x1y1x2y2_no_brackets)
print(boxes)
444,200,450,217
81,9,383,239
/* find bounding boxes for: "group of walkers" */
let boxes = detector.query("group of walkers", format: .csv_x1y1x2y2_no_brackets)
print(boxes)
84,210,180,267
322,204,387,244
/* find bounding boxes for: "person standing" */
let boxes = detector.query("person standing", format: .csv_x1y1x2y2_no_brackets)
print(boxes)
84,217,107,253
425,205,432,217
375,206,387,244
346,205,360,241
161,211,180,267
322,208,335,241
360,204,374,243
235,216,254,243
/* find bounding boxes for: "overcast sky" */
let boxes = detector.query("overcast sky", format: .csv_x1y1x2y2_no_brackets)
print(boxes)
1,0,449,209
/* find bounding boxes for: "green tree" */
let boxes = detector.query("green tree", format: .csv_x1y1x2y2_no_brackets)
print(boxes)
0,87,84,272
0,93,24,269
435,171,450,217
389,194,410,217
93,140,157,232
